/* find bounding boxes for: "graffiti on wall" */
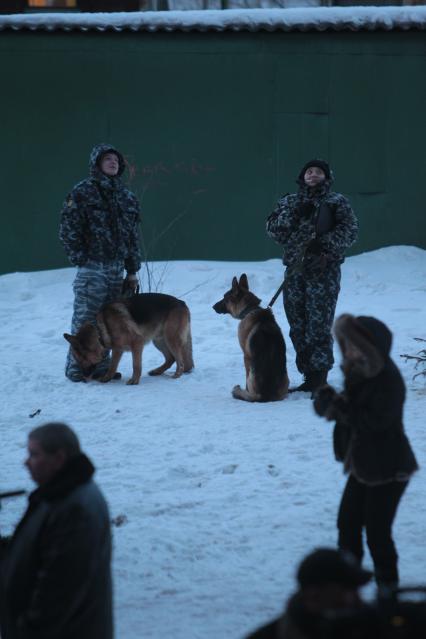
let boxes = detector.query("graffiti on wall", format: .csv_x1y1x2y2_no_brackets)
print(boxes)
125,157,217,191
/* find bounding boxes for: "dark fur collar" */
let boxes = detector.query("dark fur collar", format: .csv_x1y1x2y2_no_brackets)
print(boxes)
30,453,95,505
237,304,261,320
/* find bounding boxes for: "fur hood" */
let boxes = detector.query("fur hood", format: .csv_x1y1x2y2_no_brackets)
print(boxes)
334,314,392,379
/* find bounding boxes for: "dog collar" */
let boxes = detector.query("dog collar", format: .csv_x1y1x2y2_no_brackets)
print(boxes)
237,305,260,320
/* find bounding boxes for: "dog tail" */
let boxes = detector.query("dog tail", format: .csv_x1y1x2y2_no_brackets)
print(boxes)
169,303,194,374
251,324,288,401
183,307,194,372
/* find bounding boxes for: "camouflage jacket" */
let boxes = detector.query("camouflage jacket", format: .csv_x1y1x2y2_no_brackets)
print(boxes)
266,178,358,268
59,144,142,274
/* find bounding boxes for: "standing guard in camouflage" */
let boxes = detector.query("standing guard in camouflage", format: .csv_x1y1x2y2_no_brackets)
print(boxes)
266,159,358,395
59,143,142,382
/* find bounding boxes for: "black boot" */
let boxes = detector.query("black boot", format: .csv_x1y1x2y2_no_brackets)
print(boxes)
309,370,328,394
290,370,328,394
92,370,122,381
290,373,314,393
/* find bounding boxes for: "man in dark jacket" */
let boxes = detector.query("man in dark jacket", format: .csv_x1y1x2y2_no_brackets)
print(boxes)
246,547,371,639
59,143,142,382
314,315,418,593
0,422,113,639
266,160,358,394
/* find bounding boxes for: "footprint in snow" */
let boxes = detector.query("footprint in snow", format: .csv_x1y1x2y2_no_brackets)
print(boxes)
267,464,280,477
222,464,238,474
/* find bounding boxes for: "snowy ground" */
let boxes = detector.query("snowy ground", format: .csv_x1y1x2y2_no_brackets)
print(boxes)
1,245,425,639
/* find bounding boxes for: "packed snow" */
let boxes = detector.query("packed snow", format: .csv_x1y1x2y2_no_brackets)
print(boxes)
1,6,426,33
1,245,425,639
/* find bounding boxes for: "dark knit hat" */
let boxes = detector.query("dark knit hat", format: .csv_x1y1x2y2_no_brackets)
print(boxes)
298,159,331,183
297,548,372,589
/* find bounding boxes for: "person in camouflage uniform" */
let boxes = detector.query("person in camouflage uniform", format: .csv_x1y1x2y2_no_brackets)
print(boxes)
266,159,358,394
59,143,142,382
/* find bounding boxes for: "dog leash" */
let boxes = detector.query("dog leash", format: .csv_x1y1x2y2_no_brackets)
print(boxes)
267,281,285,309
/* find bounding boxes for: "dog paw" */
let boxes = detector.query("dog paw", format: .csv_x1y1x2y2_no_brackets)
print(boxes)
99,374,113,383
232,385,242,396
126,377,140,385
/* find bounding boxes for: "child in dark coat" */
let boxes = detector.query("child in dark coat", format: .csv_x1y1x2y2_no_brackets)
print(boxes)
314,314,418,592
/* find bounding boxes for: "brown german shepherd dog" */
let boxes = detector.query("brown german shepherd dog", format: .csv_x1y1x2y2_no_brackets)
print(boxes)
213,274,289,402
64,293,194,385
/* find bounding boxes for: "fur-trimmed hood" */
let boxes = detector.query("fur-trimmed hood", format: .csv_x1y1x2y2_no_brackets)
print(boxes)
334,314,392,379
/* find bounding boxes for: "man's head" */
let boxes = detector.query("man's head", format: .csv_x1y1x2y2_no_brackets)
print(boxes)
298,159,331,187
296,547,372,613
89,143,125,178
25,422,81,486
100,151,120,177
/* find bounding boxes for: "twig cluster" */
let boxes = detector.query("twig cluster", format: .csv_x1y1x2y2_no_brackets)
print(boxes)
400,338,426,380
136,181,203,294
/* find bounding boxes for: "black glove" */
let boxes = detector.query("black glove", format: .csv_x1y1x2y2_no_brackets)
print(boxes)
316,202,336,236
121,274,140,296
296,202,316,218
313,385,337,418
305,238,323,255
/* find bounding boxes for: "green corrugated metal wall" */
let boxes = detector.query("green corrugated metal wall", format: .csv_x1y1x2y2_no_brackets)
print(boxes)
0,29,425,274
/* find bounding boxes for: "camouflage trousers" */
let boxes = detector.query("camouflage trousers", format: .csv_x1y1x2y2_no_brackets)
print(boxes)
65,260,124,381
283,262,341,374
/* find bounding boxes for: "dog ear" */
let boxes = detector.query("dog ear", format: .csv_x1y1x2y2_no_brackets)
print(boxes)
239,274,249,290
231,276,239,290
63,333,77,347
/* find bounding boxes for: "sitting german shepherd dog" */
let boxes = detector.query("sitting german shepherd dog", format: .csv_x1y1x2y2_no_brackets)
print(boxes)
64,293,194,385
213,274,289,402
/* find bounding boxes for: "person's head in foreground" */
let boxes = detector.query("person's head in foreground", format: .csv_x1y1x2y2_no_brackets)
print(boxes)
25,422,81,486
